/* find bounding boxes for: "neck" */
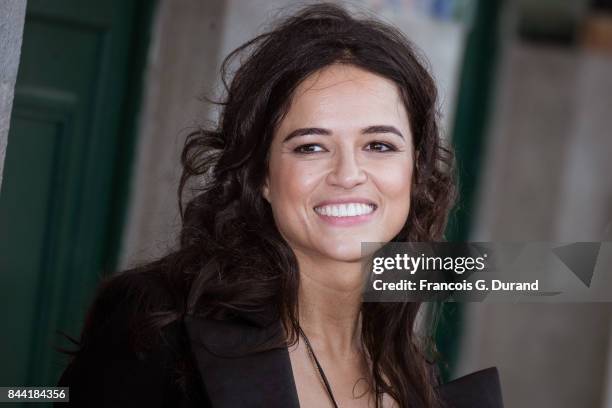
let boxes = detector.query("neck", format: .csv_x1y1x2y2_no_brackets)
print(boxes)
294,252,365,358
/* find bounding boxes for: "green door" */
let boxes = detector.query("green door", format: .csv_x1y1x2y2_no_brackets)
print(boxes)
0,0,155,393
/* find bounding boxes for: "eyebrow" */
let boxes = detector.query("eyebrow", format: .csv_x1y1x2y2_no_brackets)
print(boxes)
282,125,404,143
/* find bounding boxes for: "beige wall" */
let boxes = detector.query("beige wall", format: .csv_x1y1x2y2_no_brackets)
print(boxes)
119,0,226,267
456,8,612,407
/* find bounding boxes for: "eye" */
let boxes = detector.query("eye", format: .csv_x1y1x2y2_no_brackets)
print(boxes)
365,141,397,152
294,144,326,154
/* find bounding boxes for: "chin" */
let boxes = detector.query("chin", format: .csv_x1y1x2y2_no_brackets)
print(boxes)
320,241,367,262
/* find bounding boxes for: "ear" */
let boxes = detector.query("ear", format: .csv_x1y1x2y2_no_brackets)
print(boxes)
262,177,271,203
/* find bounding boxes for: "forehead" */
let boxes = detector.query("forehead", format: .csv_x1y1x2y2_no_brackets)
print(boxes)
279,64,410,131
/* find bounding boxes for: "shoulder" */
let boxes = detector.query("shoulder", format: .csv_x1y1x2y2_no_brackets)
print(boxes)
70,262,181,356
437,367,503,408
58,262,205,407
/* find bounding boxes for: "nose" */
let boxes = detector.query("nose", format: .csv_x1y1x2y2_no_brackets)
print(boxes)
326,148,367,189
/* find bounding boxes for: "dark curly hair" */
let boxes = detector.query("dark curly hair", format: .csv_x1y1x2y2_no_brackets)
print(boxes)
74,3,456,408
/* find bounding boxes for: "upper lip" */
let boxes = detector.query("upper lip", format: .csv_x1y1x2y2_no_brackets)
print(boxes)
313,198,377,208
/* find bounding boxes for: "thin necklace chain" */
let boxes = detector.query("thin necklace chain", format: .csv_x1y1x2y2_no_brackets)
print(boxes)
298,326,340,408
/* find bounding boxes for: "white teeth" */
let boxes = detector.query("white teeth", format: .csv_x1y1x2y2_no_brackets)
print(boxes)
314,203,375,217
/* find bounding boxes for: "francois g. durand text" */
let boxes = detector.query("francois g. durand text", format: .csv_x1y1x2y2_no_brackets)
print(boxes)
372,279,540,292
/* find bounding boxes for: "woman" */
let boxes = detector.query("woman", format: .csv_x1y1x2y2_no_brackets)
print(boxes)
58,3,502,407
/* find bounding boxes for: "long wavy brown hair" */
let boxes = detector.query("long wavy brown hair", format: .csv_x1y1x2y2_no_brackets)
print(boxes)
74,3,456,408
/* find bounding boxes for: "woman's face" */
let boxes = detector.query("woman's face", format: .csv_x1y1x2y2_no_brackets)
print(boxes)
263,64,413,263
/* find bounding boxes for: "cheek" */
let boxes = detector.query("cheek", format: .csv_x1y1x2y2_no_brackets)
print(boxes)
268,158,321,216
374,158,413,211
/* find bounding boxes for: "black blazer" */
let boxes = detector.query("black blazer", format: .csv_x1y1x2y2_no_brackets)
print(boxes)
57,273,503,407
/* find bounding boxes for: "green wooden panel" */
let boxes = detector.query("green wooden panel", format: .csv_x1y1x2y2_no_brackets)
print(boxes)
26,0,114,26
0,115,65,385
0,0,156,398
437,0,504,382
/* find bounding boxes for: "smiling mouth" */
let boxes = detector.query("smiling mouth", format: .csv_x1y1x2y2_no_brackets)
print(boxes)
313,203,377,217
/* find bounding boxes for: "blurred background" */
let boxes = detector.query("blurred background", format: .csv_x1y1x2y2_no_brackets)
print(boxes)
1,0,611,406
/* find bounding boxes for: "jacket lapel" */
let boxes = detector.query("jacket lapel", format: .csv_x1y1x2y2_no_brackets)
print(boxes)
437,367,504,408
184,313,300,408
185,311,503,408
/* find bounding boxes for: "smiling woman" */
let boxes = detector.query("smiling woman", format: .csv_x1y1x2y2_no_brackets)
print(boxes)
57,3,503,408
264,65,414,264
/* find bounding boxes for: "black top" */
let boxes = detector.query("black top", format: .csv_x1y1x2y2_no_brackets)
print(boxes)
56,272,503,407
